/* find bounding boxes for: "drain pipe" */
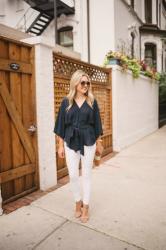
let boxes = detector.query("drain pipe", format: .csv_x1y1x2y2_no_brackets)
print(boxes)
54,0,57,44
140,31,142,60
87,0,90,63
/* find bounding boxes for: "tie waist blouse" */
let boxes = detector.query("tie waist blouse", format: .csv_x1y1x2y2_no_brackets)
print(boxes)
54,97,103,155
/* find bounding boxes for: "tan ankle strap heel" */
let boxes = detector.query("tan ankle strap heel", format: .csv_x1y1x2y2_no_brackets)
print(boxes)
75,200,83,218
80,204,89,223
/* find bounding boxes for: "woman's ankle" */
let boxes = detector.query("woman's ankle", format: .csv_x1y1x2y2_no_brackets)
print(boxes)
83,203,89,208
75,200,83,209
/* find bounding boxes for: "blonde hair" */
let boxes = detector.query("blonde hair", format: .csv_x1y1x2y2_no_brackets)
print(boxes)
66,69,94,110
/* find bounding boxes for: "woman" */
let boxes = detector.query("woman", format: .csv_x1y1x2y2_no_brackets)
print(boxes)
54,69,103,223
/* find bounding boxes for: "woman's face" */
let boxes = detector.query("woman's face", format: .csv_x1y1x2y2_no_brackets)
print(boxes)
76,75,90,96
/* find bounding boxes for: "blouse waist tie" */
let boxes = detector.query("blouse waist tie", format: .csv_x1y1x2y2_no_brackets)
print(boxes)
66,124,93,155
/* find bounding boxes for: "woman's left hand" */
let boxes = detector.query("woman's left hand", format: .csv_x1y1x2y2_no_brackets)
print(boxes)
96,141,104,155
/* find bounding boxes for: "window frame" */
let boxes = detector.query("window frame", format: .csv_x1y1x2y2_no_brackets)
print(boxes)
57,26,73,50
144,43,157,69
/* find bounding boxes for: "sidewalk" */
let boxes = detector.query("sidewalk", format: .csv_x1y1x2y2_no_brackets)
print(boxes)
0,126,166,250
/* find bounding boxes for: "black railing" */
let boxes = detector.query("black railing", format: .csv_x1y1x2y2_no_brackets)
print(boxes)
24,0,75,17
159,102,166,127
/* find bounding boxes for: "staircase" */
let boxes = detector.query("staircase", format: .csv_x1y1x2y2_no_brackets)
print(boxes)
26,12,53,35
16,0,75,36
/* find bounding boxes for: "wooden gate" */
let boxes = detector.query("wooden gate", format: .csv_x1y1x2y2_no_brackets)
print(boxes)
0,37,38,203
53,53,112,179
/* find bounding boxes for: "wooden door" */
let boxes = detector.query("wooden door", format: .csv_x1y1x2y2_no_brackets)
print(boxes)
0,37,38,203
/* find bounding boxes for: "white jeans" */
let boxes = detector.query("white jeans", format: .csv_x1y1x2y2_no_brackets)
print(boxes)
64,143,96,205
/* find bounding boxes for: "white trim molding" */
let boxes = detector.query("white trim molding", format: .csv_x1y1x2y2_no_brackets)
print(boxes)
21,36,57,190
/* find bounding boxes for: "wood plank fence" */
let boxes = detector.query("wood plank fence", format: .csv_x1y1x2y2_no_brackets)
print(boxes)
53,53,112,179
0,36,39,203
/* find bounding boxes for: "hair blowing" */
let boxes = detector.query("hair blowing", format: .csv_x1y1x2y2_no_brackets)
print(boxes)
66,69,94,110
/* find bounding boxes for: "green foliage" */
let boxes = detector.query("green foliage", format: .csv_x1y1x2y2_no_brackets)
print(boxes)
104,50,160,81
126,59,141,78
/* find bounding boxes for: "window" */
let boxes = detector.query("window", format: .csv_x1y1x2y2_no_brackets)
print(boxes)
145,0,152,23
130,0,134,8
58,26,73,50
145,43,157,69
131,32,135,58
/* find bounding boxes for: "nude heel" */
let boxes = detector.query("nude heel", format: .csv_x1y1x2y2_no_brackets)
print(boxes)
75,200,83,218
80,204,89,223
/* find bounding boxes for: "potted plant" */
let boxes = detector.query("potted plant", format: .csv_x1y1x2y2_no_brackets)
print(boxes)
104,51,122,66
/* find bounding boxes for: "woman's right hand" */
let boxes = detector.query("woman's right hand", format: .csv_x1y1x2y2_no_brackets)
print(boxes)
58,146,65,158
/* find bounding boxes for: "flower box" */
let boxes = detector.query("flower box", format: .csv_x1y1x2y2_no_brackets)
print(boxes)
104,50,160,80
108,58,121,65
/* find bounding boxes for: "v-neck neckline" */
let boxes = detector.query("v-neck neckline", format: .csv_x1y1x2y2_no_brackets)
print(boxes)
74,99,86,109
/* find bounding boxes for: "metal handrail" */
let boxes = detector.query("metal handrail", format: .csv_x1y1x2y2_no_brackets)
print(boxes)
15,0,75,32
15,7,39,32
15,7,31,29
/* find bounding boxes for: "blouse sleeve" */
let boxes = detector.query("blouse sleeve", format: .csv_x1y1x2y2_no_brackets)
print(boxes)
54,98,67,139
93,99,103,139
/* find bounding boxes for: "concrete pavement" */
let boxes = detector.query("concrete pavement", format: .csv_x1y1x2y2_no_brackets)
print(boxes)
0,126,166,250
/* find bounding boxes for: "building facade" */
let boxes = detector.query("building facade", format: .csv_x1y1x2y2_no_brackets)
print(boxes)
0,0,166,71
0,0,163,206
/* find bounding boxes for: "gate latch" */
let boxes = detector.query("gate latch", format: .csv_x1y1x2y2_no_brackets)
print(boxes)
27,125,37,133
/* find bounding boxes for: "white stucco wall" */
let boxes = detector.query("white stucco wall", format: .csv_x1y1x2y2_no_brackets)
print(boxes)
79,0,88,62
21,36,57,190
0,0,29,28
89,0,115,65
53,43,81,59
111,65,159,152
134,0,144,20
114,0,142,59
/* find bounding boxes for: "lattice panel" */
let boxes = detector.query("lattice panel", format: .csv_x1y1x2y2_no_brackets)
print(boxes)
53,53,110,84
92,85,112,133
54,78,70,118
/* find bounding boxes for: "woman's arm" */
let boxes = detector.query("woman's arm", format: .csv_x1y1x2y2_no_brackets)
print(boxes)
96,137,103,155
93,99,103,155
54,98,67,158
58,136,65,158
93,100,103,137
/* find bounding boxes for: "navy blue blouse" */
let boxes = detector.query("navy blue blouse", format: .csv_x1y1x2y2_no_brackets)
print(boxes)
54,97,103,155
